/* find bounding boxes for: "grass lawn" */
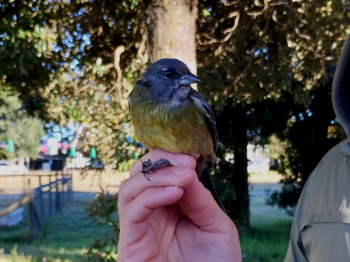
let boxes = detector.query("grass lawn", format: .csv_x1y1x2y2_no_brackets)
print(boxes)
0,182,293,262
0,193,110,262
241,192,293,262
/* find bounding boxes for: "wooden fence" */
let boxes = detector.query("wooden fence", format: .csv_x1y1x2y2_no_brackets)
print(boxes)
0,169,73,239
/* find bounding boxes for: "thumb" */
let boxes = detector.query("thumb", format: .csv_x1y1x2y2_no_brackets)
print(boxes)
177,178,236,234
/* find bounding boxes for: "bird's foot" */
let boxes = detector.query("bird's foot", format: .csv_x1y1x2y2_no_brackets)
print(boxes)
140,158,172,181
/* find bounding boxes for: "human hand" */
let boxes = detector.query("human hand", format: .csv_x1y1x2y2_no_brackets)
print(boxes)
117,148,242,262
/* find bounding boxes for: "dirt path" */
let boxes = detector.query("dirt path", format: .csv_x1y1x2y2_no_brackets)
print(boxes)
249,173,282,184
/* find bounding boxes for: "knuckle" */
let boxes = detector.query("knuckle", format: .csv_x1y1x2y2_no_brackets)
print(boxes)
118,179,129,196
129,160,141,176
122,204,131,220
183,169,197,182
144,187,154,195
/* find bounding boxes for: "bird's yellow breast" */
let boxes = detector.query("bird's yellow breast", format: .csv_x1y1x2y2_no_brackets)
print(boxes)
129,94,214,158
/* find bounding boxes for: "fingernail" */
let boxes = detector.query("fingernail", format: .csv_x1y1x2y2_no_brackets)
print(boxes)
172,168,187,176
164,185,178,191
174,154,193,165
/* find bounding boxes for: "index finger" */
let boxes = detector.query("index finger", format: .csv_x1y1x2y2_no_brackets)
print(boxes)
129,148,198,177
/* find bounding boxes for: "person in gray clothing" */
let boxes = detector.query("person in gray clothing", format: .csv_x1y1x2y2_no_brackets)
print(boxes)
285,36,350,262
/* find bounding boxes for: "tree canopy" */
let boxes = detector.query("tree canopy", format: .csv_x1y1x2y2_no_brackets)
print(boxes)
2,0,349,161
1,0,350,241
0,92,44,159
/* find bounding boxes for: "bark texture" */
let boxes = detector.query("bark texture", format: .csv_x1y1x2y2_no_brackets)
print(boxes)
145,0,198,74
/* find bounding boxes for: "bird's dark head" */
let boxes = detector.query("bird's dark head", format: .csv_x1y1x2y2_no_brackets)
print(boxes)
139,58,201,102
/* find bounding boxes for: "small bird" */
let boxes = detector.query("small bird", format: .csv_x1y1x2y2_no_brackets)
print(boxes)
128,58,225,211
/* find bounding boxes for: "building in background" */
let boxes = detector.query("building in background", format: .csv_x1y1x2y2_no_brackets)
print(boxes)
225,143,270,174
247,144,270,174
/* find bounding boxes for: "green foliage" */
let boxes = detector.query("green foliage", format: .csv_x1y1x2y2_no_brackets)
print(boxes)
0,245,34,262
0,0,58,117
198,0,350,104
213,101,250,227
266,82,347,215
0,147,7,159
1,0,147,169
212,97,293,226
0,92,44,159
267,135,286,161
85,193,119,262
197,0,350,219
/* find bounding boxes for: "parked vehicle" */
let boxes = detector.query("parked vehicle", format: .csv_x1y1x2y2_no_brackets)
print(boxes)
0,160,28,175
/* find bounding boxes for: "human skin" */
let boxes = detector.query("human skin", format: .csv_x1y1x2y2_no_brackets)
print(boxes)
117,148,242,262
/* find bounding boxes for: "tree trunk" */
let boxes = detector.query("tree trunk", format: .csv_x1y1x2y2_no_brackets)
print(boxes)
214,101,250,230
231,105,250,229
145,0,197,74
18,157,25,167
144,1,250,228
70,122,84,149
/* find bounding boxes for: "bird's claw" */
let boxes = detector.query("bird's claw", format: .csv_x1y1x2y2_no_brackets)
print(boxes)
140,158,172,181
140,158,152,181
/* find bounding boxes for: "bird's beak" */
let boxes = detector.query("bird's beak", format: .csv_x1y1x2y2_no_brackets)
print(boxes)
179,73,201,86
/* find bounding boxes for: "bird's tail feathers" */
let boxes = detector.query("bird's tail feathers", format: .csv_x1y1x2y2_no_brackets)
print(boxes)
196,160,226,213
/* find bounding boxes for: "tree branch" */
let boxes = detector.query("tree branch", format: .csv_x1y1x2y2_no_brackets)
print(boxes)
232,8,274,86
223,1,240,7
197,10,241,45
246,0,269,16
105,45,128,111
137,31,147,61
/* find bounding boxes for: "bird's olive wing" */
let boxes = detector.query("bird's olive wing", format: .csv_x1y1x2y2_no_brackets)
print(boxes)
189,89,221,153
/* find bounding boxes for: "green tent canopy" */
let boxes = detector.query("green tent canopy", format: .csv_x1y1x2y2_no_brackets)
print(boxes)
69,147,76,158
7,140,14,152
89,147,96,159
49,146,54,156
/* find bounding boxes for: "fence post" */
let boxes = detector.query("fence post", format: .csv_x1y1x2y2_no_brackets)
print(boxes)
28,179,35,239
55,172,60,212
61,171,64,205
39,176,44,218
23,174,26,191
69,170,73,199
63,170,66,203
49,174,52,217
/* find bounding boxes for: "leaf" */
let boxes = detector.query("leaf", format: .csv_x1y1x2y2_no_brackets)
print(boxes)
202,8,210,17
17,28,26,39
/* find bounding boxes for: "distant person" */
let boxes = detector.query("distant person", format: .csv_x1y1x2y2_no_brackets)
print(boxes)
285,37,350,261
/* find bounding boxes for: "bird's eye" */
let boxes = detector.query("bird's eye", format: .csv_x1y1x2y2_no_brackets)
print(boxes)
163,71,172,79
